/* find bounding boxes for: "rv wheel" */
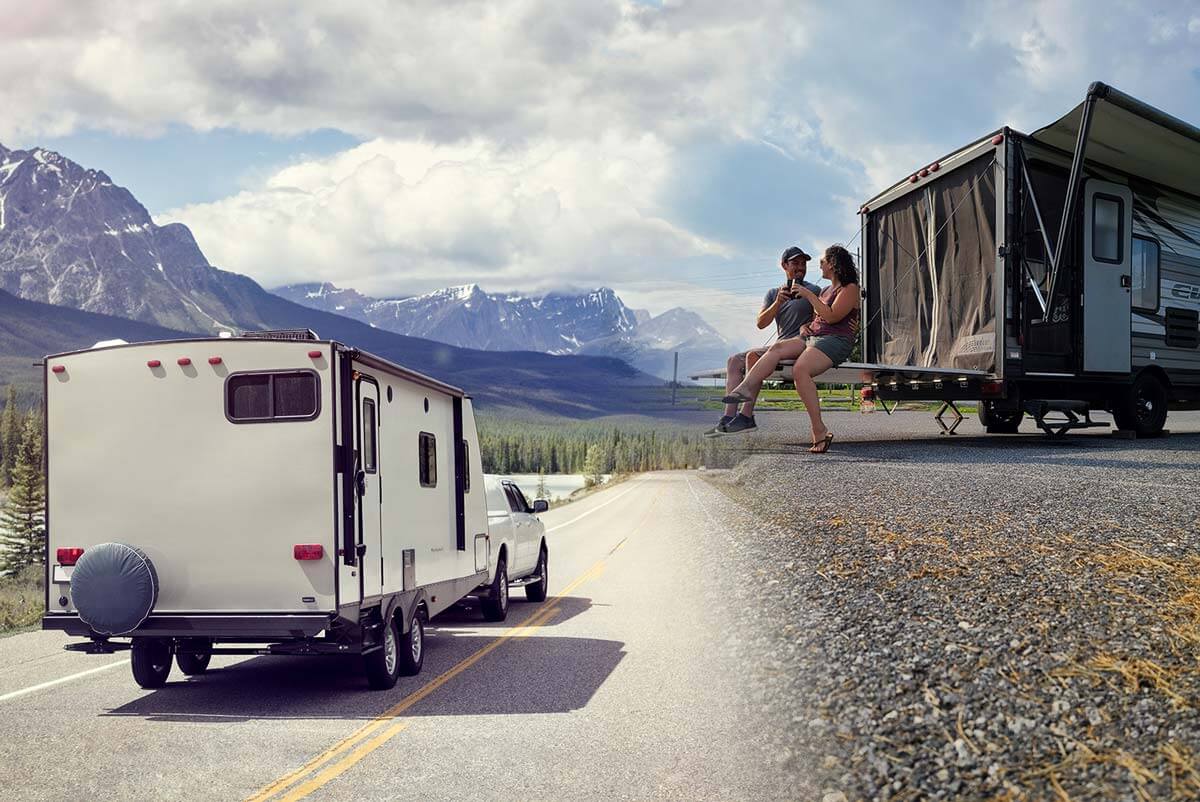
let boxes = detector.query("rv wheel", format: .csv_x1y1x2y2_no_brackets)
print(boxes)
364,616,402,690
176,639,213,676
978,402,1021,434
525,547,549,603
1114,373,1168,437
131,638,172,689
482,557,509,622
397,612,424,677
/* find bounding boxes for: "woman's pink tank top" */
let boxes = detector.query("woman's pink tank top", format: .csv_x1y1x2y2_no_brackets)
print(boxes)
807,285,859,340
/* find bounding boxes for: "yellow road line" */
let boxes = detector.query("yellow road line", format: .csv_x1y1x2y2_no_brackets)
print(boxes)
247,555,607,802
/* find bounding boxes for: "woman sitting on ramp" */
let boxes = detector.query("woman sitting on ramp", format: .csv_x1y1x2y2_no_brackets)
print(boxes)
722,244,860,453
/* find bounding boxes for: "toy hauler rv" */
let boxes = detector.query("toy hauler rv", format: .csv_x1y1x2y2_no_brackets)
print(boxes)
857,82,1200,435
42,331,497,690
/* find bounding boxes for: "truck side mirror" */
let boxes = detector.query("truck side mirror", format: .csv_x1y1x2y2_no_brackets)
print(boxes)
532,500,549,514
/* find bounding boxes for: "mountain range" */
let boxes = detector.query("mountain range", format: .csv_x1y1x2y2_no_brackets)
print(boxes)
275,282,736,380
0,143,666,416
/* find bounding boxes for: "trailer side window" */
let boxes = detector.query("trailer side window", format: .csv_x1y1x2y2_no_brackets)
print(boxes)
1092,195,1123,263
1131,237,1160,312
226,371,319,422
362,399,377,473
461,440,471,493
419,432,437,488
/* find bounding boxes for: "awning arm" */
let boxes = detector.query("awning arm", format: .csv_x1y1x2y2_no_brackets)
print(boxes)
1017,149,1050,315
1045,90,1098,307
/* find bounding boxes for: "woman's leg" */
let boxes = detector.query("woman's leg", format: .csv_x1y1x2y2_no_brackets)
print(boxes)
729,338,807,410
792,348,835,441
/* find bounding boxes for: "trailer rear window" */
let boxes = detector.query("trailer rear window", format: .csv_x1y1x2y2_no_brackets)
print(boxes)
226,371,320,422
419,432,437,488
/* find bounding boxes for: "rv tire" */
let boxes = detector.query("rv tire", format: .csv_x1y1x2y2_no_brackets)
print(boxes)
175,639,212,675
364,616,402,690
525,547,548,603
482,557,509,622
1114,372,1168,436
978,401,1021,434
397,612,424,676
131,638,172,689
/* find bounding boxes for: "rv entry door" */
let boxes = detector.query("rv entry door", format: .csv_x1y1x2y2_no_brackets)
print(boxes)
1082,180,1133,373
356,377,383,600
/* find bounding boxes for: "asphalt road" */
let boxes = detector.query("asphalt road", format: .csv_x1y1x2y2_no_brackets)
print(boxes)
0,475,791,802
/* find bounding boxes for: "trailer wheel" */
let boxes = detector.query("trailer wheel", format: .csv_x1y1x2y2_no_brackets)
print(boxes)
131,638,172,689
1114,372,1168,437
525,547,549,603
397,612,424,677
482,557,509,622
364,616,402,690
978,402,1022,434
176,639,212,676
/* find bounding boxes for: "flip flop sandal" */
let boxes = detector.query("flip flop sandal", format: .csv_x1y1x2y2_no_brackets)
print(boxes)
722,391,752,404
809,433,834,454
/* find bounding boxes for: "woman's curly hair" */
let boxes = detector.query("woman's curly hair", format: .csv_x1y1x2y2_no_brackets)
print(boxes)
824,244,859,286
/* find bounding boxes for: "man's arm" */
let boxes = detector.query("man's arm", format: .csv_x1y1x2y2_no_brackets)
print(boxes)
756,288,784,330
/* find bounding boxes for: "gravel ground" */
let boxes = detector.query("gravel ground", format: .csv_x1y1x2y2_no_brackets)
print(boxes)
697,410,1200,801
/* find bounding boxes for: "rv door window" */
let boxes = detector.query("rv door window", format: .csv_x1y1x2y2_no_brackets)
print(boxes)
226,371,319,422
418,432,437,488
1092,195,1123,264
1131,237,1160,312
362,399,377,473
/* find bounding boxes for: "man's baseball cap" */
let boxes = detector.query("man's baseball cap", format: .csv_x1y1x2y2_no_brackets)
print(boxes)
781,246,811,263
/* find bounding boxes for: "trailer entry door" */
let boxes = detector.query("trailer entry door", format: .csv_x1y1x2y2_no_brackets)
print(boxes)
356,378,383,599
1082,180,1132,373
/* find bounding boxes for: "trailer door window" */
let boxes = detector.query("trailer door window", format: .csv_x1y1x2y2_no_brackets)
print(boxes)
419,432,437,488
226,371,319,422
1131,237,1160,312
1092,195,1123,263
361,399,377,473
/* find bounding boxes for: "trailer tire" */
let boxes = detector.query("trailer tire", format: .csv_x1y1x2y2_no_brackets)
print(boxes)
1114,372,1168,437
176,639,212,676
482,557,509,622
978,402,1022,434
131,638,172,689
364,616,402,690
525,547,548,603
397,612,424,677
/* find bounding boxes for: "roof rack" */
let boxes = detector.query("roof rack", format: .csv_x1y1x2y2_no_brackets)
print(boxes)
240,329,320,341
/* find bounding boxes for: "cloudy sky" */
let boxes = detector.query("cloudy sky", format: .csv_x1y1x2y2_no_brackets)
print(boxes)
4,0,1200,346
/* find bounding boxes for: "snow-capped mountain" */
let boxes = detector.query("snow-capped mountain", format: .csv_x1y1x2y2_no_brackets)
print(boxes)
276,282,737,380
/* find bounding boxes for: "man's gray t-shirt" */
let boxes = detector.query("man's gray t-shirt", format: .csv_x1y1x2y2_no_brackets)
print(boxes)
764,281,820,339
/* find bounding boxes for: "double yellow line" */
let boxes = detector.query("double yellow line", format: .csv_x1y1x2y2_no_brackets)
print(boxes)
246,559,607,802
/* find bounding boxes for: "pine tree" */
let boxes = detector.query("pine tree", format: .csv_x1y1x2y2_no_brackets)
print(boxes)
0,412,46,572
535,470,548,500
0,386,20,487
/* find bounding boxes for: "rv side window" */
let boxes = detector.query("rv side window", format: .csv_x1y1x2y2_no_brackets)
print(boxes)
226,371,319,422
1132,237,1160,312
1092,195,1123,264
461,440,471,493
419,432,437,488
362,399,377,473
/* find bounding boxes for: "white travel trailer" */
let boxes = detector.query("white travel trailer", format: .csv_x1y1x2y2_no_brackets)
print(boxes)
42,330,493,690
855,82,1200,435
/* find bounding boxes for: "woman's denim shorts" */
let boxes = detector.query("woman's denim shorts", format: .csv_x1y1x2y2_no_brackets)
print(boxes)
806,335,854,366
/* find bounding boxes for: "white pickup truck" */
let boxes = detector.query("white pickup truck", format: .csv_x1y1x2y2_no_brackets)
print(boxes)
474,476,550,621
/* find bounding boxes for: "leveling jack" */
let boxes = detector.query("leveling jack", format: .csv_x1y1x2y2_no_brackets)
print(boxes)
934,401,964,435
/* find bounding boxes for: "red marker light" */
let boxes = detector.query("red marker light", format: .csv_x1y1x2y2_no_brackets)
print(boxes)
981,381,1005,396
294,544,323,561
57,547,84,565
909,175,919,184
308,350,322,359
51,365,65,374
991,134,1004,145
177,357,192,366
147,360,162,368
208,356,222,365
930,162,940,172
919,168,929,178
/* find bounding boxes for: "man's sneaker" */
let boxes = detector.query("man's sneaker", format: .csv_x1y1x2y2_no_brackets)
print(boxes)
704,415,735,437
723,413,757,435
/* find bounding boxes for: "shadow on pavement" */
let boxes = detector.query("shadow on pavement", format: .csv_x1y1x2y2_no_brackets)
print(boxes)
102,596,622,723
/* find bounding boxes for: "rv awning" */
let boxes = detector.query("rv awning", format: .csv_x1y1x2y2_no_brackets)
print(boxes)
1031,83,1200,197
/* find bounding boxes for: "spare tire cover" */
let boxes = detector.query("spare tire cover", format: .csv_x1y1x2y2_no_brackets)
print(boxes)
71,543,159,636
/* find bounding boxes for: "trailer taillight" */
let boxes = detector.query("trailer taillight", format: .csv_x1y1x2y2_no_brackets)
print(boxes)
308,350,322,359
57,548,84,565
51,365,65,374
981,381,1004,397
294,545,324,561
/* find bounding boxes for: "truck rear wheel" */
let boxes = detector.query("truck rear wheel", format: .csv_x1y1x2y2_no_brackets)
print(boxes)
1113,372,1168,436
131,638,172,689
175,639,212,676
364,616,402,690
482,557,509,622
397,612,424,677
525,547,548,603
978,401,1022,434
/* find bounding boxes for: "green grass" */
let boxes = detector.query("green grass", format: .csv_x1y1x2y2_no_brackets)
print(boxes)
0,564,44,634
